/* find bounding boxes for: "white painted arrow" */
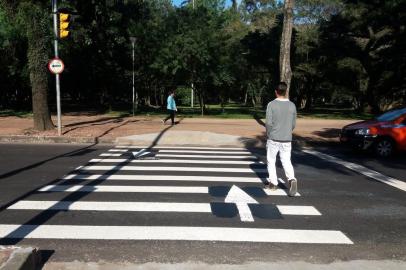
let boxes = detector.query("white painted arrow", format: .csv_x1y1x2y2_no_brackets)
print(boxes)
225,185,258,222
132,149,151,158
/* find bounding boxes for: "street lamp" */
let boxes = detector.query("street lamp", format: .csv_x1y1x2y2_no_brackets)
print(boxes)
130,36,137,116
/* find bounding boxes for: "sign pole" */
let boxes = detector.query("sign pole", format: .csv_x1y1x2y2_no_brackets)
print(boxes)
52,0,62,136
132,40,135,116
130,37,137,116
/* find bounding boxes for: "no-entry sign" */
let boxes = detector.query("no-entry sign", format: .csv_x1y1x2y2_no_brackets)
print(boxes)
48,58,65,74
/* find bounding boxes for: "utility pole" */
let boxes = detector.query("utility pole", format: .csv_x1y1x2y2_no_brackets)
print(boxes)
52,0,62,136
130,37,137,116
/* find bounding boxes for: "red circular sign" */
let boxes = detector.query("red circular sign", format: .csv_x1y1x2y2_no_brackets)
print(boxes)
48,58,65,74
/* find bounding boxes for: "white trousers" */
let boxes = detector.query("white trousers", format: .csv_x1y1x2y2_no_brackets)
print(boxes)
266,139,295,185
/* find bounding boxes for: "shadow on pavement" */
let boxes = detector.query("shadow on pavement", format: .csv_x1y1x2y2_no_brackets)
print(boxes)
0,145,97,181
0,118,181,246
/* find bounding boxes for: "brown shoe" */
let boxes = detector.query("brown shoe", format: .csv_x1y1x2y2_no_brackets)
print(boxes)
266,183,278,191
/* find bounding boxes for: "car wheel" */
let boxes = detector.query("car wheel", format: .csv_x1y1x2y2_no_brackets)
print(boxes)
375,138,394,157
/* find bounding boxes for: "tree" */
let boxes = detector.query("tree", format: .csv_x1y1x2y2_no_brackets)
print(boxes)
279,0,294,95
1,0,54,130
320,0,406,112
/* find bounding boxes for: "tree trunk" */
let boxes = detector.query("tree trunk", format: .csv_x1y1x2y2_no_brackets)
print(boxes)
27,5,54,131
231,0,237,12
279,0,295,96
1,1,54,130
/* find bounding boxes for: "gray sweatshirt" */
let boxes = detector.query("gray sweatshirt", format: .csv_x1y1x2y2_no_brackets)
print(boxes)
266,98,297,142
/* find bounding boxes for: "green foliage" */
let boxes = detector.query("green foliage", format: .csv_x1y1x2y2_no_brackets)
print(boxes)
0,0,405,117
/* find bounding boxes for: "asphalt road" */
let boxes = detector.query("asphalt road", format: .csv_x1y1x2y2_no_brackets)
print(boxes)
0,143,405,266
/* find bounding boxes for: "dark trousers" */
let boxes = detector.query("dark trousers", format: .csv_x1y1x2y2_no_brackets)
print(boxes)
164,109,175,124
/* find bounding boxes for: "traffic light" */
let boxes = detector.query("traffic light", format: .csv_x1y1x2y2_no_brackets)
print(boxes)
59,13,70,39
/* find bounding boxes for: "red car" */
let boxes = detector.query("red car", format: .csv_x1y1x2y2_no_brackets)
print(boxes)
340,107,406,157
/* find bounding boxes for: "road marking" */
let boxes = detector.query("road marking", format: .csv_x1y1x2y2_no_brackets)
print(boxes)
159,150,252,154
8,201,321,216
39,185,298,197
276,206,321,215
225,185,258,222
63,174,264,183
76,165,267,173
156,154,259,159
263,189,301,196
8,201,211,213
132,149,151,158
101,153,260,159
100,153,122,157
109,149,252,155
89,159,264,165
303,149,406,192
39,185,209,194
0,225,353,244
115,146,248,150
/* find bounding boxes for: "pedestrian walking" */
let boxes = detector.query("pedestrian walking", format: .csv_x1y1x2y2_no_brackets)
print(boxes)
162,90,177,125
265,82,298,196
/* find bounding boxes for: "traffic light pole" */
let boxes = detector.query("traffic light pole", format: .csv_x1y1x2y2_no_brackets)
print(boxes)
52,0,62,136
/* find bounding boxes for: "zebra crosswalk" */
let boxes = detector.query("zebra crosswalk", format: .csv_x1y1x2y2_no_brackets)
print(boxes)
0,146,353,245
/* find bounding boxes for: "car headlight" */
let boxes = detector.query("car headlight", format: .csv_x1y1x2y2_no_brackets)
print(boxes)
355,128,370,135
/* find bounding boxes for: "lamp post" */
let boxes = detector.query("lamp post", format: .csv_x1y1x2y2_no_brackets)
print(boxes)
191,0,195,108
130,37,137,116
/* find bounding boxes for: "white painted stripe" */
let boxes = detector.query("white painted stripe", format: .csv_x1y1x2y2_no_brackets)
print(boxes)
276,206,320,216
116,146,247,150
38,185,209,194
89,158,264,165
77,166,267,173
156,154,259,159
109,149,128,152
63,174,263,183
159,150,251,154
303,149,406,192
101,153,259,159
8,201,211,213
8,201,320,216
0,225,353,244
263,189,301,196
100,153,122,157
39,184,298,197
236,203,254,222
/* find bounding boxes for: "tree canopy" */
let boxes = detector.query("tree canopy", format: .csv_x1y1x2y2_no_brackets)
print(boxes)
0,0,404,128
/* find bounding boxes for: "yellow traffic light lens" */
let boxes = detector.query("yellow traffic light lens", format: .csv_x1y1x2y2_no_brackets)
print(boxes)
60,13,70,21
60,30,70,38
59,13,71,39
60,22,70,30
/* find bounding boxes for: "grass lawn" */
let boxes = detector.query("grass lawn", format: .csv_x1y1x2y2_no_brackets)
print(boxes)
1,105,375,120
298,107,374,120
0,110,33,118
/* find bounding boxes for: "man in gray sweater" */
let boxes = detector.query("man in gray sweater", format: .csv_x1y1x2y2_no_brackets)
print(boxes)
265,82,297,196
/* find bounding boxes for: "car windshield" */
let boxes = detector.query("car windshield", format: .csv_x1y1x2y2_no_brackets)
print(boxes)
376,108,406,121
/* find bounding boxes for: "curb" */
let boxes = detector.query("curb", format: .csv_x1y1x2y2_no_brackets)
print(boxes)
0,135,114,145
0,247,41,270
0,135,340,149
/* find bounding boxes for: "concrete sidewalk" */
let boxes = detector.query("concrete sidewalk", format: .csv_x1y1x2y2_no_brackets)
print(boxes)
0,114,356,146
0,246,40,270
